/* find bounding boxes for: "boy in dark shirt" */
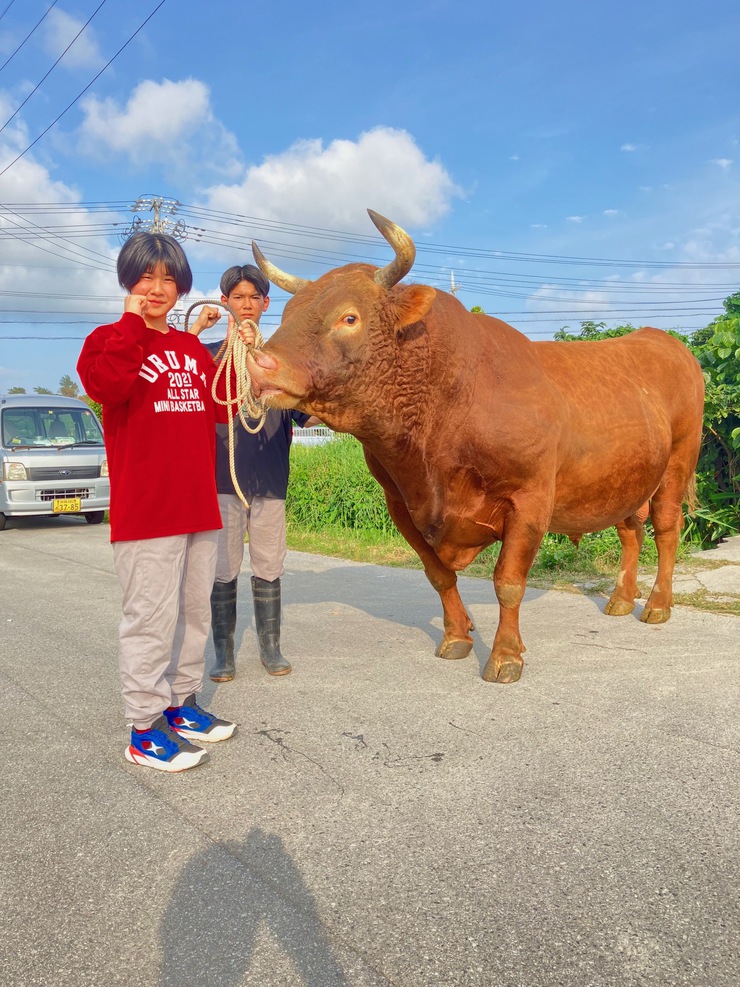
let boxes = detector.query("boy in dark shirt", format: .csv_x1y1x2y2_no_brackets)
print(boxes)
194,264,317,680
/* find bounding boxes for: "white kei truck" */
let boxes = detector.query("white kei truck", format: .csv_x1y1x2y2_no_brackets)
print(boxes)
0,393,110,531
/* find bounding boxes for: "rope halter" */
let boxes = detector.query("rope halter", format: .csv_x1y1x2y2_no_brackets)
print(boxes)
184,299,267,509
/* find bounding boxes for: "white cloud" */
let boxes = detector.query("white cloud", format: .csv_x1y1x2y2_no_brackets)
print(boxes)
567,215,584,223
77,79,242,180
201,127,461,235
530,223,547,229
0,134,124,390
621,143,637,152
712,158,732,169
509,154,520,161
41,9,104,70
603,209,619,216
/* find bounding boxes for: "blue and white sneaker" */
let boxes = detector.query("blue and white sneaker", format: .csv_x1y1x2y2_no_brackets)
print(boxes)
125,715,208,772
164,693,237,743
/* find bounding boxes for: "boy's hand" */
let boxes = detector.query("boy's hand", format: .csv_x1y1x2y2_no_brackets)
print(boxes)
188,306,222,336
227,314,256,347
125,294,148,318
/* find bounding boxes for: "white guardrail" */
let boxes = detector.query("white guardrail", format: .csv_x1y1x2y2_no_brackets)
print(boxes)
292,426,335,446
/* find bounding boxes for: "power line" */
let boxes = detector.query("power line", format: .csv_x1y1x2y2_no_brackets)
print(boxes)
0,205,116,270
0,0,168,179
0,196,737,340
0,0,60,75
3,195,740,274
0,0,109,136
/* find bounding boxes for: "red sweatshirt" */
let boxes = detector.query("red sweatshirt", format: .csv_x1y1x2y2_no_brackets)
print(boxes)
77,312,229,542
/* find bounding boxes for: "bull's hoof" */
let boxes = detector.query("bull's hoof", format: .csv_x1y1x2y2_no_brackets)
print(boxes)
482,657,523,683
435,638,473,660
605,598,635,617
640,606,671,624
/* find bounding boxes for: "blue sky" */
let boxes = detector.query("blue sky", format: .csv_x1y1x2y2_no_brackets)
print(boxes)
1,0,739,392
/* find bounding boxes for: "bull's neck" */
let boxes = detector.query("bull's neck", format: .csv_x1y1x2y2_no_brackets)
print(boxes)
352,316,463,458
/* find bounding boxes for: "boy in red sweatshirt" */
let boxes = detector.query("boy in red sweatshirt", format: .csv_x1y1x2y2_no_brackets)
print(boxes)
78,232,248,772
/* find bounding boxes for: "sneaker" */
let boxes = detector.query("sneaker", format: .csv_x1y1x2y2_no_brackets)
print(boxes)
125,715,208,772
164,693,237,743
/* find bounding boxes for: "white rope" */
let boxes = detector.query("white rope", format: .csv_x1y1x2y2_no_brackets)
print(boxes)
184,299,266,509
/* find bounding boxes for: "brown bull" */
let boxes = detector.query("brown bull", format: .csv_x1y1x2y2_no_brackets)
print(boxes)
246,210,705,683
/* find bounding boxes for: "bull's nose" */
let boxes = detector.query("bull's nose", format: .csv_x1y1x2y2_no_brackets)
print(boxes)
249,349,279,371
246,349,276,398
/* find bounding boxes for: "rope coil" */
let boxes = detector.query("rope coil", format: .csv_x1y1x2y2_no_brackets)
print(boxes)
184,299,266,509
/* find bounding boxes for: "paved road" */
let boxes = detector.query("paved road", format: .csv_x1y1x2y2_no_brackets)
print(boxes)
1,520,738,987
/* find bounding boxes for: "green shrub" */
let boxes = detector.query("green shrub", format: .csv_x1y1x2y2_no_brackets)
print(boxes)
288,435,396,533
82,394,103,423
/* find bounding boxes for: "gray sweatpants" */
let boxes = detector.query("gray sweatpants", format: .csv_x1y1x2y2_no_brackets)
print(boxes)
113,530,218,729
215,493,287,583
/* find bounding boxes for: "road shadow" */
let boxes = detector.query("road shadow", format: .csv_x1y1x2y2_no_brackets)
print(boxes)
158,826,350,986
0,513,96,531
236,561,550,680
200,558,631,689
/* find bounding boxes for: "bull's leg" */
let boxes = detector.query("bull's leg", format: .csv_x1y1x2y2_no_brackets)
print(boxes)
483,515,545,684
385,494,475,659
605,515,645,616
365,454,474,659
641,492,682,624
641,454,697,624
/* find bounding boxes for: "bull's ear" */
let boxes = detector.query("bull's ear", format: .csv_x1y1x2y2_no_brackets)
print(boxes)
387,284,437,329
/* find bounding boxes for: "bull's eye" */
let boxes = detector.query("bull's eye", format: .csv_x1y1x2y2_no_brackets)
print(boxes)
341,313,359,326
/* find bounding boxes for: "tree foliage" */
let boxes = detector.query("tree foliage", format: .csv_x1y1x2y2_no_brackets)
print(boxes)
685,291,740,542
554,319,636,341
6,376,81,398
82,395,103,422
59,375,79,397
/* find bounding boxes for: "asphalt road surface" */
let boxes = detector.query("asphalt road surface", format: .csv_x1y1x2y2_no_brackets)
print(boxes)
1,519,738,987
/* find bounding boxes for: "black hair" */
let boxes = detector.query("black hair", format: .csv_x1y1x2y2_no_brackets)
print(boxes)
117,232,193,296
219,264,270,299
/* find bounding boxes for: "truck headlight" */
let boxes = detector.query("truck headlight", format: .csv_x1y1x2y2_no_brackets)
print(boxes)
101,459,109,477
4,462,28,481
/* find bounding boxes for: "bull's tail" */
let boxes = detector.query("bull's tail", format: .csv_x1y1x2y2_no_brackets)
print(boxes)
684,474,699,515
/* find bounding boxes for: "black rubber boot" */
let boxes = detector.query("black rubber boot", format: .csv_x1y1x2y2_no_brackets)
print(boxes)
209,578,238,682
252,576,292,676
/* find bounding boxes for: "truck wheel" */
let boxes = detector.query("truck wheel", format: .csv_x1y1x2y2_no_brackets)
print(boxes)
0,513,6,531
84,511,105,525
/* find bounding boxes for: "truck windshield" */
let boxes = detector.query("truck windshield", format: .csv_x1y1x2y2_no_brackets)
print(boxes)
1,406,104,449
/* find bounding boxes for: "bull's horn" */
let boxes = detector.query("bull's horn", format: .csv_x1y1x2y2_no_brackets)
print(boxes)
251,241,310,296
368,209,416,288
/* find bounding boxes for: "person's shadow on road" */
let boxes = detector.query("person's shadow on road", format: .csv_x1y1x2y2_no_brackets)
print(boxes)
159,825,350,986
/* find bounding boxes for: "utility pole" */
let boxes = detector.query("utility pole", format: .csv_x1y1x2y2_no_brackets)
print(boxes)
449,271,459,296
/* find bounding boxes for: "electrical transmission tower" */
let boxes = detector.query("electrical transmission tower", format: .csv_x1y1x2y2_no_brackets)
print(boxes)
119,195,192,242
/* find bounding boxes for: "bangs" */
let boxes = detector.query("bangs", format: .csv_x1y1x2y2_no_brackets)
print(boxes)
117,232,193,296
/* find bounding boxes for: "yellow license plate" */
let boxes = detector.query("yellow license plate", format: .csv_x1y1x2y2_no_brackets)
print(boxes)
53,497,81,513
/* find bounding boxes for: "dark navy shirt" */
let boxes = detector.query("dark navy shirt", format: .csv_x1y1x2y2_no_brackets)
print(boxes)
206,340,309,500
